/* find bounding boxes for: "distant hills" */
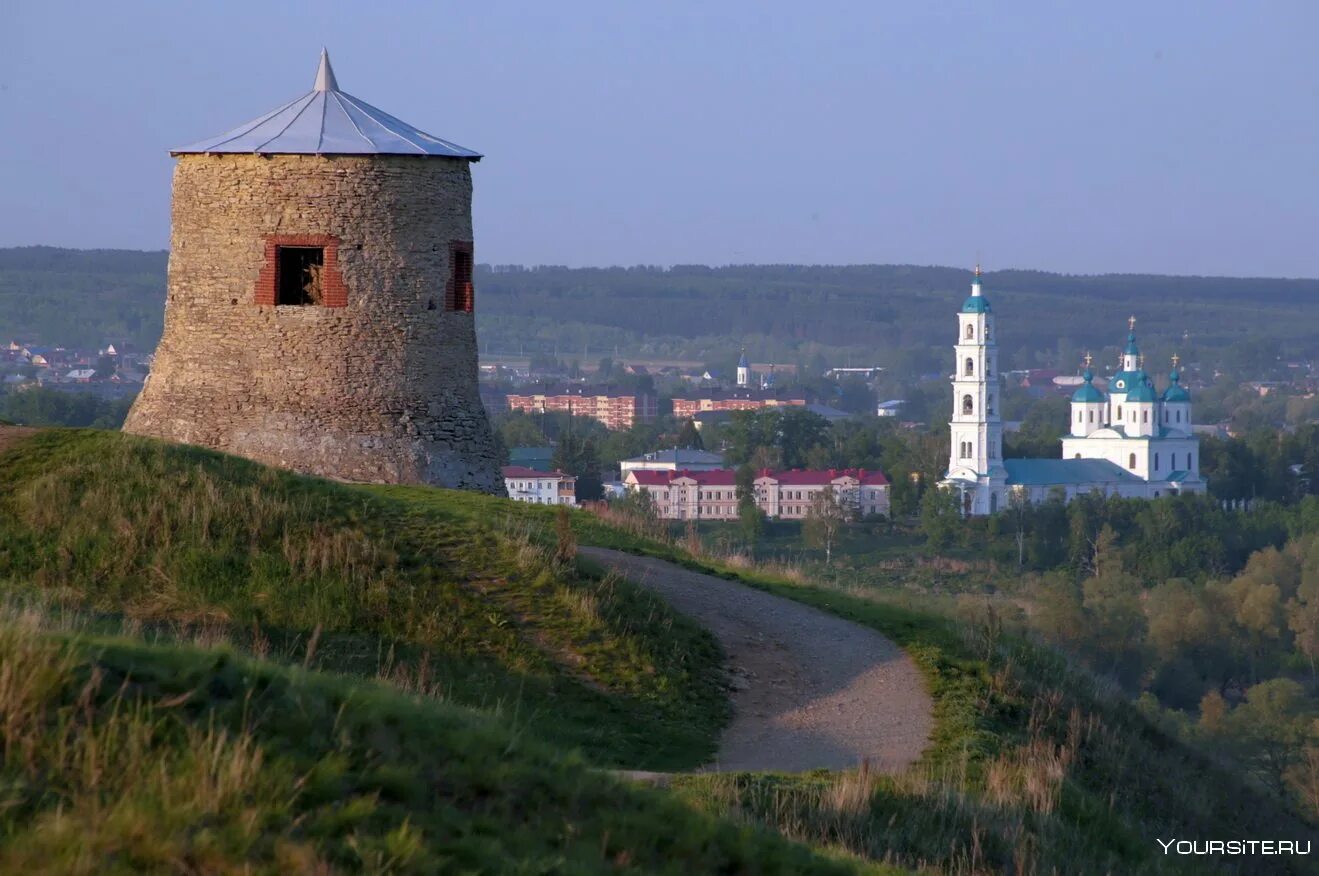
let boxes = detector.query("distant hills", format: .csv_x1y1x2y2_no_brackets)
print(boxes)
3,246,1317,378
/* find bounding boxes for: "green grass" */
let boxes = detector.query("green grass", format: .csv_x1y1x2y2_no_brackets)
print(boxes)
0,429,726,770
3,428,1315,873
519,509,1319,874
0,622,889,874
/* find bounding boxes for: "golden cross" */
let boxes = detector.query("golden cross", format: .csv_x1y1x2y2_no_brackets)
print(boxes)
1084,352,1093,368
1171,353,1180,368
1138,353,1145,368
974,263,982,278
1128,315,1137,331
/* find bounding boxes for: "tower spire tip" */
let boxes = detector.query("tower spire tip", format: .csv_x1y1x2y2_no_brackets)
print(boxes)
314,48,338,92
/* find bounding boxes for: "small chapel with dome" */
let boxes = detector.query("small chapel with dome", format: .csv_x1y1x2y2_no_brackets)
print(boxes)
942,268,1206,516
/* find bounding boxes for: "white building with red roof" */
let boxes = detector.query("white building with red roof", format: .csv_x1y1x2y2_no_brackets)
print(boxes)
623,468,889,520
502,466,577,507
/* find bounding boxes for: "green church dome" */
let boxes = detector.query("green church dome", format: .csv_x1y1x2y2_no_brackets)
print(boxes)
1163,369,1190,402
1071,369,1105,403
962,295,991,313
1126,377,1157,403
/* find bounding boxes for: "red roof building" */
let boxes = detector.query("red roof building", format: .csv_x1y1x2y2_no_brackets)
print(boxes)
623,467,889,520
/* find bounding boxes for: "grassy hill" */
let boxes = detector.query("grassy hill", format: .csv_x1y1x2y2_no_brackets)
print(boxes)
0,427,1315,872
0,428,729,770
0,627,877,874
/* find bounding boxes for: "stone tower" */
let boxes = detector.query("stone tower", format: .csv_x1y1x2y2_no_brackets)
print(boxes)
124,51,502,492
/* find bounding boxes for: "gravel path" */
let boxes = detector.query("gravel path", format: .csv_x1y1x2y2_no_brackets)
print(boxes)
581,547,933,774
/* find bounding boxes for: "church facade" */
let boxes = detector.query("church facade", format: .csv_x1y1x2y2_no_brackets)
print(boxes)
942,269,1205,516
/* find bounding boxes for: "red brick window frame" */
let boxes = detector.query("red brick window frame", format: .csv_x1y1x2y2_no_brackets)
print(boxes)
445,241,474,313
255,234,347,307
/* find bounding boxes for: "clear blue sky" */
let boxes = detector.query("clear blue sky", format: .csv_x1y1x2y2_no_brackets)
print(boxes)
3,1,1317,276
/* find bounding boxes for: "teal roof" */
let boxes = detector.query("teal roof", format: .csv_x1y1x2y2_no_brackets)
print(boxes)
1004,458,1142,487
1163,370,1190,402
1124,331,1140,355
1072,369,1105,403
962,294,990,313
1126,378,1157,403
509,446,553,471
1109,369,1148,393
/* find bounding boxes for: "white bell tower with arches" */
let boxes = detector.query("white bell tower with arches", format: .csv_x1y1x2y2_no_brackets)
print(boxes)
943,266,1005,514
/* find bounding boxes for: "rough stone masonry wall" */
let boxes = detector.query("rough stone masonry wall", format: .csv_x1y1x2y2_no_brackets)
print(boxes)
123,153,503,493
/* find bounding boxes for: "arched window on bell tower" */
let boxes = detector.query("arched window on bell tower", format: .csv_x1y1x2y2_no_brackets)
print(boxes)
964,357,974,376
962,395,973,415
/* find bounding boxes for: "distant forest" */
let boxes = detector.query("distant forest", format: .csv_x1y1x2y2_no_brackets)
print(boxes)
3,246,1318,381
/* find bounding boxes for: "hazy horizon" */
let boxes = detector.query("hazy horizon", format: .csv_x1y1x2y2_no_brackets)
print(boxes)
5,1,1317,278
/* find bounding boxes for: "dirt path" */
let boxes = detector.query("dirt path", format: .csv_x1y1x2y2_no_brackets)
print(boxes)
580,547,933,774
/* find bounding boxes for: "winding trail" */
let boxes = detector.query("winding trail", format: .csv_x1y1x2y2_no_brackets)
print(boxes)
581,547,933,774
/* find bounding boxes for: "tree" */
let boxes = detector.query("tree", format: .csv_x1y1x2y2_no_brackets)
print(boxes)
1224,679,1314,798
553,433,603,501
920,486,962,552
735,464,763,545
1287,537,1319,676
804,486,849,565
675,418,704,450
493,410,548,452
777,408,830,468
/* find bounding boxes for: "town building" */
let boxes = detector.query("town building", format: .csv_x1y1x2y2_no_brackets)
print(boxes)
670,389,808,420
624,468,890,520
122,50,502,492
876,399,905,417
942,268,1205,515
504,385,658,431
620,448,725,475
502,466,577,506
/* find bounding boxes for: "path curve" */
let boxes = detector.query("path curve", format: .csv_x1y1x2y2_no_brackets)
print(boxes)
581,547,933,774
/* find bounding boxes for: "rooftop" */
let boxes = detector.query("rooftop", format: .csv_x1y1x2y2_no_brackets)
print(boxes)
621,449,725,465
1004,458,1143,486
172,50,482,159
501,466,571,479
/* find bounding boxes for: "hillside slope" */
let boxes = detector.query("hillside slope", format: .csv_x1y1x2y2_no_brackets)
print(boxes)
2,427,1315,873
0,624,883,874
0,428,727,770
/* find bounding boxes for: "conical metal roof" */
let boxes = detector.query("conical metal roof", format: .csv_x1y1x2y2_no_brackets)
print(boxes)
171,50,481,160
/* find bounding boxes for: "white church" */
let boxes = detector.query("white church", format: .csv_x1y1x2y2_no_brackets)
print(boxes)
942,268,1205,516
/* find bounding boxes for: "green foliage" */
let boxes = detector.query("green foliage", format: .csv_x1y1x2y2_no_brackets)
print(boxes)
675,417,703,449
0,247,165,349
919,487,961,551
803,487,849,565
723,407,831,469
0,626,868,874
0,429,726,770
642,556,1314,875
553,431,604,500
0,387,133,428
